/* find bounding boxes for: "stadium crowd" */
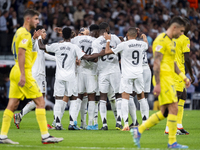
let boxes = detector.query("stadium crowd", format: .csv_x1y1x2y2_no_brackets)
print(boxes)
0,0,200,108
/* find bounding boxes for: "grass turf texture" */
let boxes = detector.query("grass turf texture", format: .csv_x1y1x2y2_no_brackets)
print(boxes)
0,110,200,150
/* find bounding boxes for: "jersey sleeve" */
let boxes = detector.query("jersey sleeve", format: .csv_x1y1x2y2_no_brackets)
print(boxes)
182,38,190,53
45,53,56,61
74,44,85,59
113,34,121,45
111,42,124,54
153,38,165,54
18,33,31,50
91,41,100,54
45,43,58,53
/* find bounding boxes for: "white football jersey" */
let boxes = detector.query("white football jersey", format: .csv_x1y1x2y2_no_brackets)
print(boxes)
46,42,85,81
32,38,55,77
92,34,121,75
112,39,148,78
71,35,97,75
142,51,148,67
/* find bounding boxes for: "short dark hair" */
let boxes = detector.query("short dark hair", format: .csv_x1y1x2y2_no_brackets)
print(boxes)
89,24,99,31
183,17,190,35
169,16,186,27
35,25,44,31
127,27,137,37
23,9,39,18
62,27,72,39
99,22,109,30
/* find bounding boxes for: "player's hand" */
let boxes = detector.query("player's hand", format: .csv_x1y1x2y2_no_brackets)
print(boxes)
33,29,42,40
54,27,62,33
153,84,161,97
18,75,26,87
190,75,195,84
140,33,147,39
184,78,191,88
104,32,111,40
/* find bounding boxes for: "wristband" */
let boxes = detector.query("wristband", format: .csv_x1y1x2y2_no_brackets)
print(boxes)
107,40,110,42
179,72,187,80
38,36,42,40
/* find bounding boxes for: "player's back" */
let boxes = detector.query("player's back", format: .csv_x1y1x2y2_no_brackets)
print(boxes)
71,35,97,75
174,34,190,74
92,34,121,75
153,33,176,78
11,27,35,69
120,39,148,78
46,42,84,81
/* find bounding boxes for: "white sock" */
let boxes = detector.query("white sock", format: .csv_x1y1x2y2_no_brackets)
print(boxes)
88,101,95,126
76,98,82,121
110,99,117,121
121,98,129,125
80,96,88,127
20,100,36,118
94,101,99,125
177,124,183,129
54,99,63,126
116,98,122,125
165,126,169,132
69,100,77,125
138,98,149,123
100,100,107,127
60,101,67,120
129,96,137,125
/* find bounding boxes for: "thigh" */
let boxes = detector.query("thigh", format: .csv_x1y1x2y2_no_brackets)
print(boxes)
66,79,78,97
99,74,110,93
77,73,86,94
54,79,65,97
35,75,46,94
109,72,121,94
86,74,97,94
119,77,133,94
133,75,144,94
143,67,151,93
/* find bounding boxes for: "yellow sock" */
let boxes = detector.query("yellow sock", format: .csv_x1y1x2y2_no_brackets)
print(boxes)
153,101,160,110
1,109,13,136
168,114,177,145
35,108,48,135
139,111,165,133
177,99,185,126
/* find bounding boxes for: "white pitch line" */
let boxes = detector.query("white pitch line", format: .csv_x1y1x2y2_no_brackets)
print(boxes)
5,145,199,150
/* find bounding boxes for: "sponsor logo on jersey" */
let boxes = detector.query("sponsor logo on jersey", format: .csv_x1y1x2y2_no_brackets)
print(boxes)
187,44,190,49
22,39,28,44
155,45,162,51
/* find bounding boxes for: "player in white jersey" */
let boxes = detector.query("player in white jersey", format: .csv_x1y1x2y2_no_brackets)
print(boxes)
71,24,99,130
103,27,148,131
13,25,55,129
38,27,103,130
92,22,122,130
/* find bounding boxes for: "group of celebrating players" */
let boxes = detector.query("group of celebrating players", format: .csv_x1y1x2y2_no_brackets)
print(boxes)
0,9,193,149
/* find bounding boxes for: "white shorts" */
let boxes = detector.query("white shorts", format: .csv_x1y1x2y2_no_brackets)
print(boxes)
77,73,97,94
119,75,144,94
53,79,78,97
99,72,121,94
34,75,46,94
143,66,152,93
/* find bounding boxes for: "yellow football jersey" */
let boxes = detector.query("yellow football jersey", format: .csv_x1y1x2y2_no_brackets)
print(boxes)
152,33,176,79
174,34,190,74
11,27,37,69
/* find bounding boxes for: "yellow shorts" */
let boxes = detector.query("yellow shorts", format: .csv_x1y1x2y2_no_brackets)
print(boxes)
153,75,178,106
9,65,42,100
175,76,185,92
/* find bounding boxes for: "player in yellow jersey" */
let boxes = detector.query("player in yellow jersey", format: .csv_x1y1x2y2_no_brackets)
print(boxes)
131,16,191,149
0,9,63,144
165,18,194,135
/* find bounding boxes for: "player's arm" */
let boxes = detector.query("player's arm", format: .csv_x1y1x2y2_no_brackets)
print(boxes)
174,61,191,88
140,33,148,45
45,53,55,61
18,48,26,87
184,52,195,83
103,32,114,55
38,36,46,50
153,51,163,96
82,53,101,61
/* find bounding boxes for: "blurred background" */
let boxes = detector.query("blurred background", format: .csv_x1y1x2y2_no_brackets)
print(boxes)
0,0,200,110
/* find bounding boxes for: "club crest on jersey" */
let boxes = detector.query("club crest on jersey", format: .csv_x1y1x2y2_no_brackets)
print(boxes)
22,39,28,44
155,45,162,51
187,44,190,49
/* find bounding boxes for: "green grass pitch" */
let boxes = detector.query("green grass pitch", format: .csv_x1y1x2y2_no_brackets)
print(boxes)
0,110,200,150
